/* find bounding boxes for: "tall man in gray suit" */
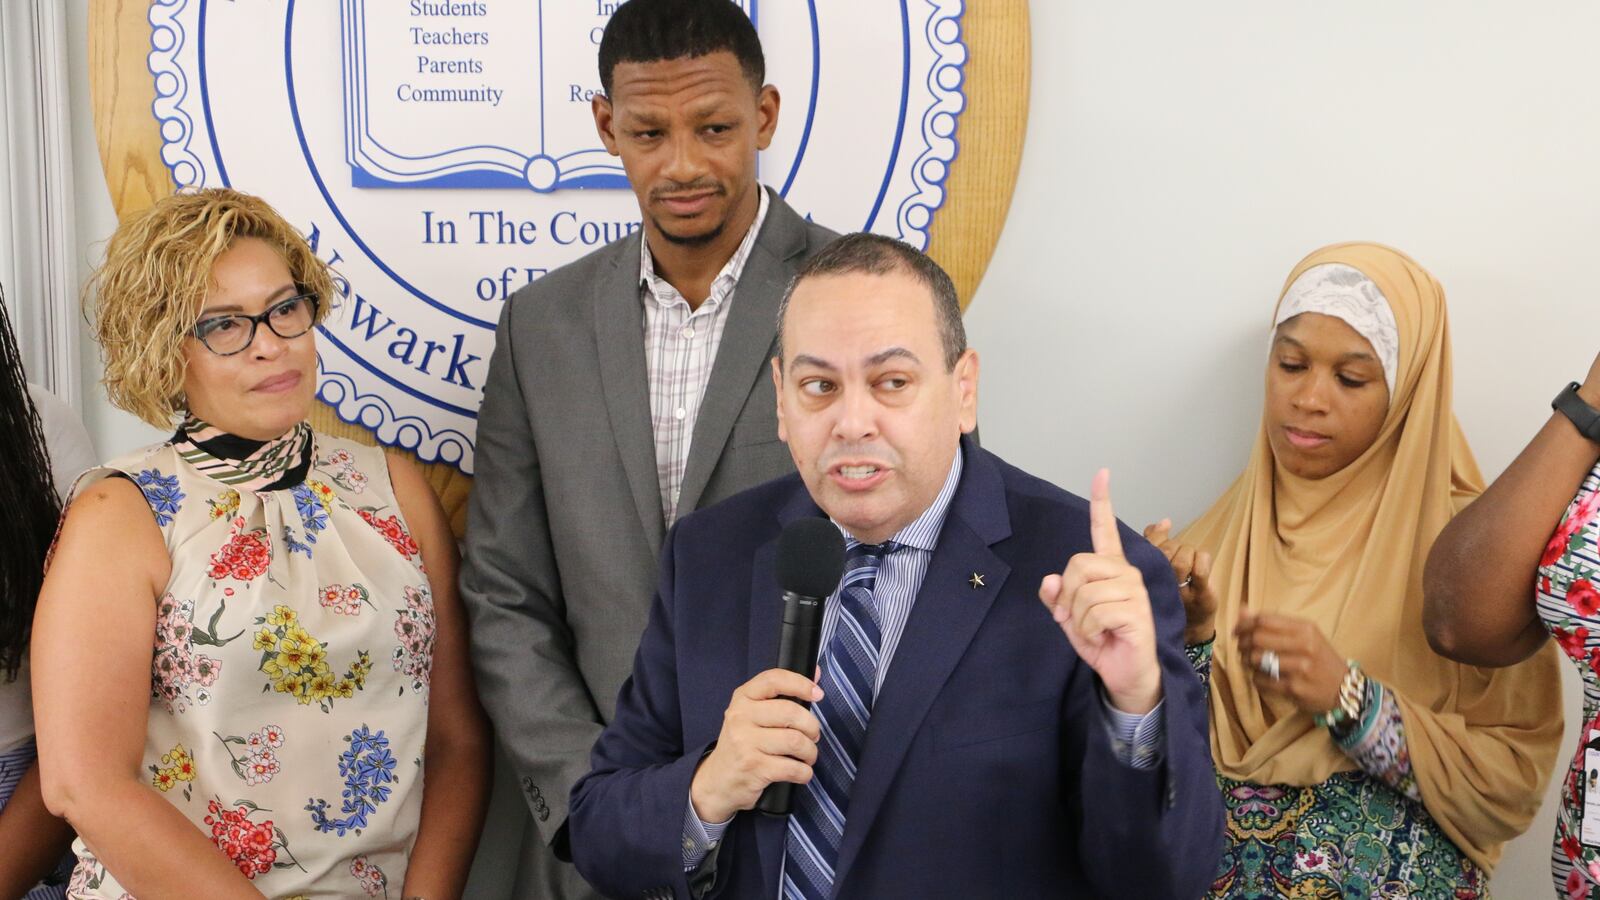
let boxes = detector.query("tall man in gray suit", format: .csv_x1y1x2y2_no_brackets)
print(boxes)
460,1,838,895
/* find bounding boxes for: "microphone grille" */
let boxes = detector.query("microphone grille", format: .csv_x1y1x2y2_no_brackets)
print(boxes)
775,518,847,599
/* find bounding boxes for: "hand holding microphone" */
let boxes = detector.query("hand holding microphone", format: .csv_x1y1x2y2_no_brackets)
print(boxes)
689,519,845,825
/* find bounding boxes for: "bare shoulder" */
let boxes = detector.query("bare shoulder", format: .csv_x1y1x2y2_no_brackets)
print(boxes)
49,475,169,589
383,450,429,504
383,451,449,535
62,476,161,536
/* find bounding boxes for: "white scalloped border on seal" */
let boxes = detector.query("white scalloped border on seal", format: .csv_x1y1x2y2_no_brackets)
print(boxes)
315,353,476,473
145,0,974,472
896,0,967,250
148,0,207,191
147,1,972,249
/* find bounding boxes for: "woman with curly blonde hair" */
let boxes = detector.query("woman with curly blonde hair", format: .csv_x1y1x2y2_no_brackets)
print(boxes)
31,188,491,898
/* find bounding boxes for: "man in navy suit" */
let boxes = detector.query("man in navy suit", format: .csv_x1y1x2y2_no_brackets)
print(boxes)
568,233,1224,899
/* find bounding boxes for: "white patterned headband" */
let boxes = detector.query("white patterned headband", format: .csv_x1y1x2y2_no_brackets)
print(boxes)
1273,262,1399,399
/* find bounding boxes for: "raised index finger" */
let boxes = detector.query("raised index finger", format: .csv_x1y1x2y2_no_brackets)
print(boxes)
1089,468,1124,558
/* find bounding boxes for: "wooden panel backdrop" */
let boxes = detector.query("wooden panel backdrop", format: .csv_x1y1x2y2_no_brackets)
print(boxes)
88,0,1031,537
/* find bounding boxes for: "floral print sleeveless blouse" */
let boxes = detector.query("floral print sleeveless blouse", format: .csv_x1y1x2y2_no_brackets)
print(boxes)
1539,460,1600,899
62,423,434,899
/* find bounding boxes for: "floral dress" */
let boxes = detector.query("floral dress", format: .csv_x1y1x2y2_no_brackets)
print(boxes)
1187,644,1486,898
1539,461,1600,899
60,422,435,899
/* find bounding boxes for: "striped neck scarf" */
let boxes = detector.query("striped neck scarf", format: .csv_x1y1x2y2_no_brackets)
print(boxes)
173,415,313,491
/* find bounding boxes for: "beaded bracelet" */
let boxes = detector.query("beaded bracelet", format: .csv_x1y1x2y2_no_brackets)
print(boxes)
1313,659,1367,736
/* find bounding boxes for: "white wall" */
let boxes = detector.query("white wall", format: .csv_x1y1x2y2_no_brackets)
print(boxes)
58,1,1598,896
962,3,1599,896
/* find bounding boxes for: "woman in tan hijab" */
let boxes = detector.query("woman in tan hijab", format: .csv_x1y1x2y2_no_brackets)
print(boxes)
1146,242,1562,897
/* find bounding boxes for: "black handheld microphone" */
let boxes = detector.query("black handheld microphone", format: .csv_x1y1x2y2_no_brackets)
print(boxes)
756,517,846,816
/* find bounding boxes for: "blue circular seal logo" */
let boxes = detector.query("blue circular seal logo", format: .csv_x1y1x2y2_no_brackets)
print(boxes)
149,0,968,473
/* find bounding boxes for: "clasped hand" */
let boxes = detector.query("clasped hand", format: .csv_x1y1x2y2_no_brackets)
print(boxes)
1142,520,1345,714
1233,612,1345,714
1141,520,1218,646
1037,470,1163,716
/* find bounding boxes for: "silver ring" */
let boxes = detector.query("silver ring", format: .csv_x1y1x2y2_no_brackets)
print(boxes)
1259,649,1281,681
1179,575,1194,589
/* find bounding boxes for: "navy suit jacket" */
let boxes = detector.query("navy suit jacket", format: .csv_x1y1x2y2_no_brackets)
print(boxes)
569,438,1224,899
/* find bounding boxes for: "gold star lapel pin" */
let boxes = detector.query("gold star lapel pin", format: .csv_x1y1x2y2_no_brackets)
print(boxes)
968,572,985,589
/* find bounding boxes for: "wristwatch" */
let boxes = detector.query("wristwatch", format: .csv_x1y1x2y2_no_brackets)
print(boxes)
1554,382,1600,444
1314,660,1367,738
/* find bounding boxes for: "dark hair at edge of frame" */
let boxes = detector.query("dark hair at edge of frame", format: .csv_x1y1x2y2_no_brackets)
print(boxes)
775,232,967,371
0,286,64,681
597,0,765,96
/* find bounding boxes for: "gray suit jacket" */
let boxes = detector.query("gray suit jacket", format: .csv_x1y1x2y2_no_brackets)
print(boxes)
461,189,837,893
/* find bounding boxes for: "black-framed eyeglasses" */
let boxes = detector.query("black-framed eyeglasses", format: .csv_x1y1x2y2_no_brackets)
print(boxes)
192,292,320,356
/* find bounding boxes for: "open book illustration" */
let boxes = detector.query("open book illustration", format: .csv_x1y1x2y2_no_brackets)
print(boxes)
340,0,757,192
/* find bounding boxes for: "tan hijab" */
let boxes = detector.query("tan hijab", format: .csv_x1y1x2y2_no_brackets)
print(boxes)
1180,242,1562,871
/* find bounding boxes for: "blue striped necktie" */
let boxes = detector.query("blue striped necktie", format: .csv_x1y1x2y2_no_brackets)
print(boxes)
783,540,898,900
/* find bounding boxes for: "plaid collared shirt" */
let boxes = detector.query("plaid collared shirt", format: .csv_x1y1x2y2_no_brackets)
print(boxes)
640,187,770,526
